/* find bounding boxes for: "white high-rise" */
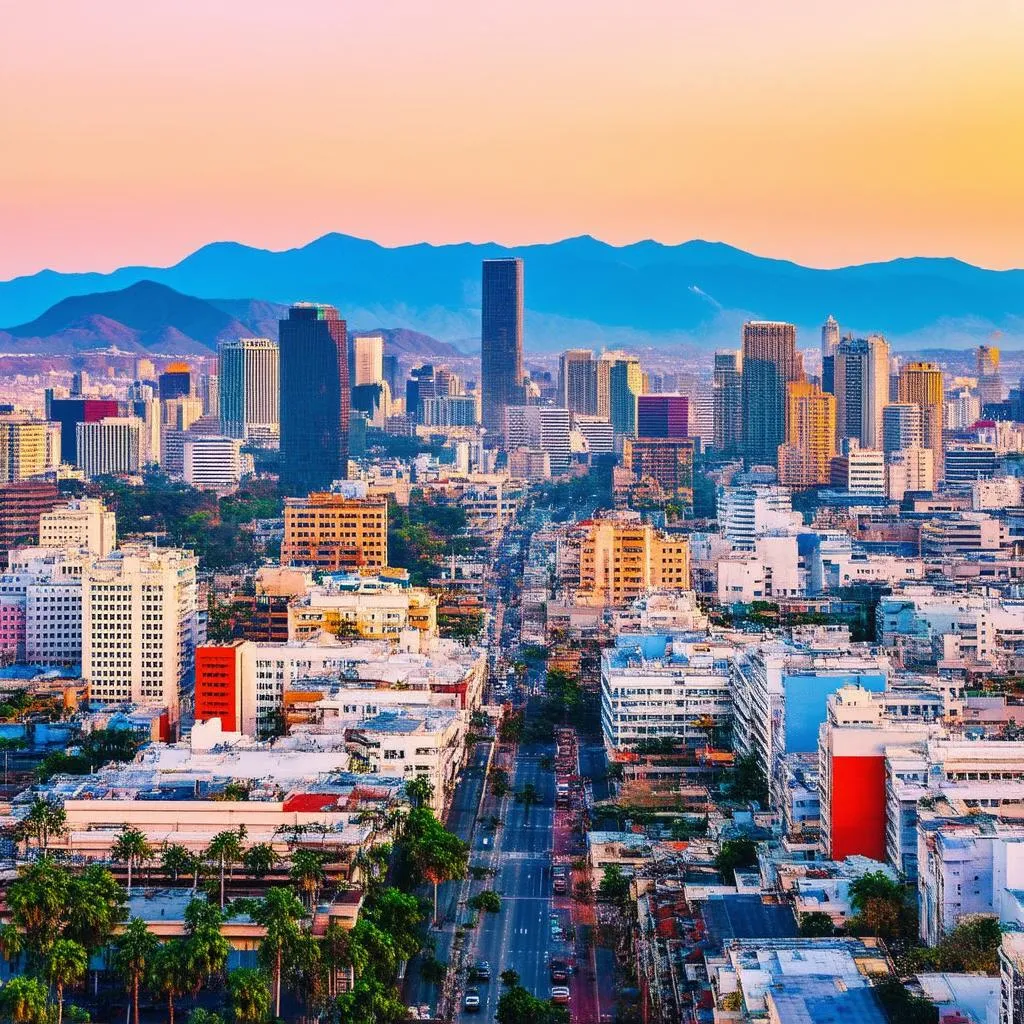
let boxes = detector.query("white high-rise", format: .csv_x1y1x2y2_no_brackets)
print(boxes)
183,435,244,493
218,338,280,445
39,498,116,555
76,418,142,478
835,334,890,450
352,334,385,387
82,545,198,723
821,315,840,359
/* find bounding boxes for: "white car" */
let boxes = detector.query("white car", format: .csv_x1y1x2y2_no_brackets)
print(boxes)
551,986,571,1005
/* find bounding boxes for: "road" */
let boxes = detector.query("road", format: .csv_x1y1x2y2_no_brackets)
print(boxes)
455,742,556,1022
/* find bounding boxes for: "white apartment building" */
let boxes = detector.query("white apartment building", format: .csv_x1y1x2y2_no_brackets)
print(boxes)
843,446,885,495
719,485,801,550
600,636,733,752
39,498,116,555
76,417,142,477
572,415,614,456
82,545,198,722
182,434,244,493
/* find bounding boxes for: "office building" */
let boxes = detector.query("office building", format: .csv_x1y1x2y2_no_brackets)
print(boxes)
834,334,889,449
158,363,192,400
637,394,688,439
821,315,840,359
503,406,571,474
279,303,350,494
886,447,934,501
776,381,836,490
944,443,999,484
480,258,524,440
82,545,199,723
899,362,944,480
572,416,614,457
609,356,643,436
352,334,384,387
0,419,54,483
508,449,551,481
39,498,116,555
977,344,1003,406
45,397,120,464
712,350,743,456
420,395,478,428
183,435,245,493
881,403,922,453
218,337,280,444
281,491,388,571
623,438,695,508
741,321,802,465
0,482,60,567
830,442,885,496
557,349,598,415
76,417,142,478
351,382,392,427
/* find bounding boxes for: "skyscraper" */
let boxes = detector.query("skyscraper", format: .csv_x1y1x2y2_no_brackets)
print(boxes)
777,381,836,489
976,344,1003,407
637,395,688,439
557,349,598,415
158,363,193,400
279,303,350,495
218,337,280,444
834,334,889,450
713,350,743,456
821,315,840,359
881,403,922,453
481,258,524,440
898,362,944,480
353,334,385,387
741,321,803,466
609,357,644,436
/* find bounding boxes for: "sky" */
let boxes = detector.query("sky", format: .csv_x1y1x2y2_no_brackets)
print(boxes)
1,0,1023,279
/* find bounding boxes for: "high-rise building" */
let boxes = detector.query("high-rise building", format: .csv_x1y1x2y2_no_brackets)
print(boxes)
741,321,803,466
76,418,142,478
623,438,695,509
0,481,60,566
899,362,944,480
158,363,193,401
218,337,280,444
830,442,885,496
977,344,1004,407
279,304,350,494
353,334,385,387
39,498,116,555
382,354,400,397
183,435,245,493
199,371,219,419
0,419,55,483
712,351,743,456
776,381,836,490
571,415,614,457
44,398,120,465
637,395,688,439
596,353,618,420
821,315,840,359
281,491,388,571
420,395,478,427
881,403,923,453
609,356,643,436
557,349,598,415
503,406,572,474
834,335,889,450
481,258,524,440
82,545,198,724
886,447,934,501
944,443,999,484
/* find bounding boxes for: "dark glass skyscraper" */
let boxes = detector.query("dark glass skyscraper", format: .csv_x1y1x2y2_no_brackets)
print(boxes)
481,258,524,440
637,394,689,438
279,303,349,495
741,321,803,466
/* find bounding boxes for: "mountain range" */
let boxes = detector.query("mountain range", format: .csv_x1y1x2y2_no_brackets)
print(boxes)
2,233,1023,351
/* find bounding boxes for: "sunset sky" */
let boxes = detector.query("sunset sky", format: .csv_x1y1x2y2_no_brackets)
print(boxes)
2,0,1023,279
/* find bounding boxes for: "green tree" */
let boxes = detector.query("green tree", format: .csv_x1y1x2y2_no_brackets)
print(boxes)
113,917,159,1024
242,843,278,880
112,825,154,891
161,843,195,884
227,967,270,1024
727,753,769,805
320,921,356,1000
933,915,1002,974
46,938,89,1024
517,783,540,812
206,829,244,909
152,940,192,1024
332,977,407,1024
0,976,50,1024
289,849,328,909
405,774,434,810
799,912,836,937
6,858,72,958
362,887,423,962
848,871,915,941
500,968,520,987
468,890,502,913
183,899,230,988
404,807,468,925
20,796,67,855
496,984,569,1024
715,838,758,877
872,977,938,1024
249,887,306,1020
597,864,631,908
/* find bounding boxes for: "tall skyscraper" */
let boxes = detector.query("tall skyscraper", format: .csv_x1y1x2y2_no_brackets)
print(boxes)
777,381,836,489
158,363,193,400
898,362,944,480
219,337,280,444
821,315,840,359
713,350,743,456
976,344,1003,407
481,258,524,440
834,334,889,450
609,357,644,436
0,419,54,483
741,321,803,466
558,349,598,415
279,303,350,495
881,403,922,453
353,334,385,387
637,395,688,439
76,417,142,478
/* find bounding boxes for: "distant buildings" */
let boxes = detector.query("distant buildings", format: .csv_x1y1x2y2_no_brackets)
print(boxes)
182,435,245,493
0,418,56,483
637,394,688,439
39,498,115,555
158,362,193,401
609,356,643,437
480,258,524,441
279,303,350,494
898,361,944,480
834,334,889,450
741,321,802,466
777,381,835,489
45,396,119,464
558,349,598,416
218,337,280,444
352,333,384,387
712,350,743,456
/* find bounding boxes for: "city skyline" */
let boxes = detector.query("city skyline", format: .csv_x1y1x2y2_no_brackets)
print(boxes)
2,1,1023,279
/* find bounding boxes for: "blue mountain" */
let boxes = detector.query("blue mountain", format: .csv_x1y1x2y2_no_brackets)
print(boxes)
2,233,1022,349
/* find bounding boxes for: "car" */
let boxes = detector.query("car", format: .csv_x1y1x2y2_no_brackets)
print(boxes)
472,960,491,981
464,987,481,1012
550,959,569,983
551,986,571,1005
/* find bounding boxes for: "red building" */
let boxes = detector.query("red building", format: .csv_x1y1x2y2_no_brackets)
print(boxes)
0,480,60,568
637,394,689,439
194,642,244,733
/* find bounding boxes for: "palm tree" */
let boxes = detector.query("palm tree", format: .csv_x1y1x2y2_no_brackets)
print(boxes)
161,842,194,884
518,782,540,812
46,938,88,1024
21,796,67,855
250,887,306,1019
152,939,191,1024
0,922,23,972
289,849,327,909
113,917,159,1024
242,842,278,880
320,920,355,999
112,825,154,891
183,899,229,989
65,864,128,958
205,829,243,908
0,976,49,1024
0,736,26,786
227,967,270,1024
6,857,71,958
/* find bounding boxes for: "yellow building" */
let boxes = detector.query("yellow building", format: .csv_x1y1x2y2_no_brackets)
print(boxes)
0,418,54,483
899,362,945,480
288,584,438,641
577,514,690,605
777,381,836,489
281,492,388,571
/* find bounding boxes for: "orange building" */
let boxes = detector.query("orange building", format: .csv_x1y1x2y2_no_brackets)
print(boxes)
777,381,836,489
281,492,388,571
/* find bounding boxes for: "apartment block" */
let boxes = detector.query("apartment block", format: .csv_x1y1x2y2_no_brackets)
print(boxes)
281,491,388,571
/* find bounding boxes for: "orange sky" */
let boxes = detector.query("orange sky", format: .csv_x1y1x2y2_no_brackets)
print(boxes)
1,0,1023,278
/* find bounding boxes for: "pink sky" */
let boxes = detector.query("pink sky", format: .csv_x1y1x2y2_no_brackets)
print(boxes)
1,0,1023,279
